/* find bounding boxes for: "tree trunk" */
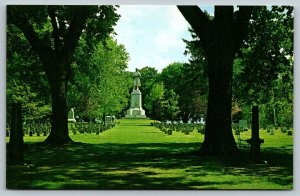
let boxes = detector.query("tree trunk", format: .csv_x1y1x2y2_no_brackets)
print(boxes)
44,70,72,145
177,5,253,157
8,103,24,165
273,107,277,127
103,113,106,126
200,44,238,156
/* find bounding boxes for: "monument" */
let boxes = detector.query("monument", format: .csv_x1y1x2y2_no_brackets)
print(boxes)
125,68,147,118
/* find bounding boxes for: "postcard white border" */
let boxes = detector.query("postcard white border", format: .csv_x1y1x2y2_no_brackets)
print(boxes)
0,0,299,196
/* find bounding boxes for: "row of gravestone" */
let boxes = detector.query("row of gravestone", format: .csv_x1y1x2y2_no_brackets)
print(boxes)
233,127,293,137
6,123,51,137
6,122,117,137
265,125,293,136
232,120,293,136
152,122,205,135
68,122,116,135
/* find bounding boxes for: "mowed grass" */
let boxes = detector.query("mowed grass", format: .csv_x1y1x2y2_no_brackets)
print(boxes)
6,119,293,190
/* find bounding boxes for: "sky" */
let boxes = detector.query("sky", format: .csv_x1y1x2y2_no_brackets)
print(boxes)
114,5,193,72
114,5,214,72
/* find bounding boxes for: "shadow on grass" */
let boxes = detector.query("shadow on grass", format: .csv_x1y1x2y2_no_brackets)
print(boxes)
6,142,293,190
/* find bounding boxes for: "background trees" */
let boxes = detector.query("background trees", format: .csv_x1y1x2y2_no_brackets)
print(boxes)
68,38,132,121
233,6,293,128
7,17,52,125
139,67,160,117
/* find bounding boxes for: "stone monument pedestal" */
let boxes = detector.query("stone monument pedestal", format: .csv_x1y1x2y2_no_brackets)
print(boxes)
125,89,147,119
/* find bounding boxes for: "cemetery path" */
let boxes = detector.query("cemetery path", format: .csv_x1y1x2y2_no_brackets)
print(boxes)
71,118,203,144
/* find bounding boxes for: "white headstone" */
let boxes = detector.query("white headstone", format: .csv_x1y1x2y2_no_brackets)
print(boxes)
68,108,76,122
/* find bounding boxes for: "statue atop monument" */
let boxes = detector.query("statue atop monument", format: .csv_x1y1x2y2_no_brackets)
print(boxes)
125,68,146,119
133,68,141,90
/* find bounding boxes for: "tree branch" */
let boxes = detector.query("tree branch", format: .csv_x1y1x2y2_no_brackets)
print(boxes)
48,6,61,52
214,6,234,27
61,6,91,64
7,6,54,72
177,6,212,41
232,6,254,51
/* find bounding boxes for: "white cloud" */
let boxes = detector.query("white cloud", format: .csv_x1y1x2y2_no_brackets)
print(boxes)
152,56,173,72
114,5,192,73
168,6,191,34
154,32,182,52
154,6,191,53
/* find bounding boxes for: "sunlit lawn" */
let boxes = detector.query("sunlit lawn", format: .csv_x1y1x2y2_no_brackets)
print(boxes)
6,119,293,190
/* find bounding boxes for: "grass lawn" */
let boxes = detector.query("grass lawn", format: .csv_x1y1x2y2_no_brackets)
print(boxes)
6,119,293,190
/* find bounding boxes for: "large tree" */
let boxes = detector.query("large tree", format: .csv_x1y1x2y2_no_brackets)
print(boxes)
178,6,253,156
7,5,120,144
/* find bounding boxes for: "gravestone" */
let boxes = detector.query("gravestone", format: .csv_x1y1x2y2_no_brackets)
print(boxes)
36,129,40,136
105,116,114,125
281,126,287,133
232,122,239,131
239,120,248,131
68,108,76,122
29,129,33,137
125,68,147,119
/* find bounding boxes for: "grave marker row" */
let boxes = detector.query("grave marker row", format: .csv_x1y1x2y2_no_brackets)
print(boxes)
153,122,202,136
7,122,51,137
6,121,118,137
68,122,116,135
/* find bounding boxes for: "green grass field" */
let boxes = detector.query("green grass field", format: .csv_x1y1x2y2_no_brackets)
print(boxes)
6,119,293,190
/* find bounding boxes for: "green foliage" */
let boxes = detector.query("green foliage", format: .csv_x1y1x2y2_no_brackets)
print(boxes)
164,90,180,121
160,62,184,91
6,24,51,100
7,82,51,122
143,79,181,121
8,5,120,54
139,66,160,111
7,25,51,123
149,82,165,101
191,90,207,119
159,59,207,122
145,83,166,120
180,31,209,121
233,6,293,127
68,37,131,120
